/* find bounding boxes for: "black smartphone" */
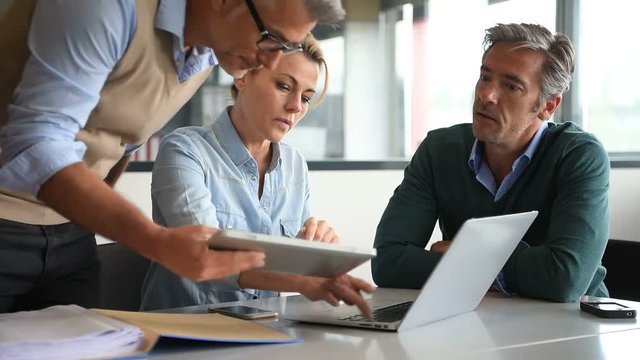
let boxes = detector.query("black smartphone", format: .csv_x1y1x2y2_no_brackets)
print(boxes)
580,301,637,319
208,305,277,320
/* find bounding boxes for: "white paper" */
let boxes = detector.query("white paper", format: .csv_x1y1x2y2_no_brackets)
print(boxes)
0,305,144,360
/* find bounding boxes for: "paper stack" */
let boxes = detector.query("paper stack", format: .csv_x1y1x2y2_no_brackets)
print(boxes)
0,304,144,360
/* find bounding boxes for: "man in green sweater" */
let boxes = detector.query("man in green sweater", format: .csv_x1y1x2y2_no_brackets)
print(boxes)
372,23,609,303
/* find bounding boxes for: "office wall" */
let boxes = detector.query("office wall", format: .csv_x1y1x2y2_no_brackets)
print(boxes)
108,168,640,284
106,170,415,282
609,168,640,241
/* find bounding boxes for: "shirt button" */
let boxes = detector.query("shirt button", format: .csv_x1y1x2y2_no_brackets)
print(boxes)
251,176,257,181
226,225,233,229
263,206,269,211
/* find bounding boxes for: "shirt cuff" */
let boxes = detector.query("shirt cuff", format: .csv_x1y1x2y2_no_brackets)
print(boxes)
490,270,513,297
124,143,142,156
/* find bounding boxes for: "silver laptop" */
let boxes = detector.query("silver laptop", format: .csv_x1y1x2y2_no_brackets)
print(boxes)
283,211,538,332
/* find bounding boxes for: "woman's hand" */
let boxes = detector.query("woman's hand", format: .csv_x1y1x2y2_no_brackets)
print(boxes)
299,274,375,320
297,217,339,243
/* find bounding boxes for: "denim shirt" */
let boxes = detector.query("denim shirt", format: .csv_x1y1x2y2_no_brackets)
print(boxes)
140,109,311,310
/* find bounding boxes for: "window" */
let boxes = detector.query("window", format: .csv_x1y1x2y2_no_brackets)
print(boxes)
577,0,640,153
360,0,556,157
128,0,635,162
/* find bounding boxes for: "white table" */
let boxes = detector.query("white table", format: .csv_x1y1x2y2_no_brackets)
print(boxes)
461,327,640,360
149,289,640,359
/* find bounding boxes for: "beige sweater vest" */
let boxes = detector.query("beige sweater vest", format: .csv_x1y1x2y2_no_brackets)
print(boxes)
0,0,211,224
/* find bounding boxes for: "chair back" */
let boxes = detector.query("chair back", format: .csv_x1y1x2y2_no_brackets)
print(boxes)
98,242,150,311
602,239,640,301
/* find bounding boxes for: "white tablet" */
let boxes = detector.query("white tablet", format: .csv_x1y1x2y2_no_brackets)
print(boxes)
208,229,376,278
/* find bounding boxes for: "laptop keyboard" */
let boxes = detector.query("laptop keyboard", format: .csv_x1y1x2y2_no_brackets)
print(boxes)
342,301,414,323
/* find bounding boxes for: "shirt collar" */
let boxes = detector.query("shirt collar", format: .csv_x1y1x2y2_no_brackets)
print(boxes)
521,120,549,160
155,0,216,73
468,121,549,173
212,108,282,171
468,140,484,174
268,142,282,172
155,0,186,47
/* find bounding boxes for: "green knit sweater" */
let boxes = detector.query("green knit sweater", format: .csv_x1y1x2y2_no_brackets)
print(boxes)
372,122,610,302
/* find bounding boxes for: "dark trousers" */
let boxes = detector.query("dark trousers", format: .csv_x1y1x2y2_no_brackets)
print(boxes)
0,218,100,313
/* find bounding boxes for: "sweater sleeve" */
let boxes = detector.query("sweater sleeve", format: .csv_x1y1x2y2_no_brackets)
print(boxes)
503,134,610,302
372,137,442,288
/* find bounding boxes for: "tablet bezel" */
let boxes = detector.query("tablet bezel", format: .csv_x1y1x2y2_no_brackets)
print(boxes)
208,229,376,278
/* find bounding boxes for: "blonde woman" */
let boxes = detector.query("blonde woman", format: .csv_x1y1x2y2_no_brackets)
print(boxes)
141,34,372,319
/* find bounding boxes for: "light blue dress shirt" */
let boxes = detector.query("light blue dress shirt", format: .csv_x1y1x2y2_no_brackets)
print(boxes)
0,0,216,196
140,109,312,310
468,121,549,201
467,121,548,295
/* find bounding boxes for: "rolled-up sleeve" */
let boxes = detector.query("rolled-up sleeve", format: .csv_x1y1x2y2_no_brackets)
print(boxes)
0,0,135,195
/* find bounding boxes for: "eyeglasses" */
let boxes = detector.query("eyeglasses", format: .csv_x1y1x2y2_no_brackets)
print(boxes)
245,0,303,55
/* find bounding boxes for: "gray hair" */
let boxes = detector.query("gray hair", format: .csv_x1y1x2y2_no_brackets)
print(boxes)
303,0,346,23
259,0,345,24
483,23,575,105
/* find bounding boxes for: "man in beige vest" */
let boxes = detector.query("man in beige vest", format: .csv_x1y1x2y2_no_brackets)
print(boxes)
0,0,369,313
